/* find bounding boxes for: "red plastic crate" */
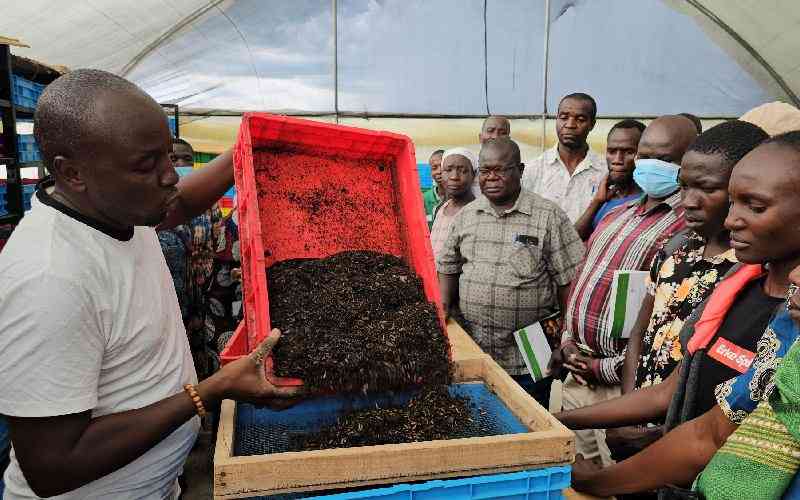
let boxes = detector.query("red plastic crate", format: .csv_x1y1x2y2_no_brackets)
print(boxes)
219,196,234,209
222,113,445,385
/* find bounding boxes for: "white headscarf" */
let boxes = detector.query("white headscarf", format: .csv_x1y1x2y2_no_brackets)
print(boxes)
441,147,479,173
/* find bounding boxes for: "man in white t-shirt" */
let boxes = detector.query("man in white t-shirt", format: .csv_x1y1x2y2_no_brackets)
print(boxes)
522,93,606,222
0,70,303,499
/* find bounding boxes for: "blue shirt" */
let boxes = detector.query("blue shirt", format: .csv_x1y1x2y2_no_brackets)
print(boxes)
714,309,800,499
592,193,643,229
715,309,800,424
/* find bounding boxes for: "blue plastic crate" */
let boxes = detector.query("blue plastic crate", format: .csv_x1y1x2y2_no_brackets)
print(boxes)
11,75,45,109
417,163,433,189
318,466,570,500
16,135,41,163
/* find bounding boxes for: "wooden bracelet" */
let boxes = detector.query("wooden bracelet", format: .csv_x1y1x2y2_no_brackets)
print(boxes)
184,384,207,418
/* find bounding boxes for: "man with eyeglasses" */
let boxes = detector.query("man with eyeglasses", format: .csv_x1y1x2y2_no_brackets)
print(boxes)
437,137,585,406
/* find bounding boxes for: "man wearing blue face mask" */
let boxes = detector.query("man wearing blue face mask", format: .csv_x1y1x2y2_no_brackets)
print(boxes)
158,139,228,380
551,115,697,468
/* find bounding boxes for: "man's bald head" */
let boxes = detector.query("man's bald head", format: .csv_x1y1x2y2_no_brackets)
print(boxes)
636,115,699,164
34,69,178,229
34,69,159,171
479,116,511,144
480,136,521,166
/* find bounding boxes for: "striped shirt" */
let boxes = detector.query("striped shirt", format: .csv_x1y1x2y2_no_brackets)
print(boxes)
437,190,585,375
563,192,686,384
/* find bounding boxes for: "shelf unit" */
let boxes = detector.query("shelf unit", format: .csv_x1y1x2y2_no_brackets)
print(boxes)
0,43,60,226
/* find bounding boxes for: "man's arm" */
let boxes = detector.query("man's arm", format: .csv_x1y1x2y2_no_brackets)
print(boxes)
557,284,571,318
572,405,737,496
574,199,603,241
574,175,611,240
439,272,460,319
160,149,234,229
621,293,655,393
556,364,679,430
7,333,301,498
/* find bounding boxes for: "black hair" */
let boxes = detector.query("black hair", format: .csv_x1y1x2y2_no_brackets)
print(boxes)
679,113,703,134
608,119,646,140
480,137,521,165
430,149,445,158
34,69,150,171
762,130,800,154
172,137,194,154
687,120,768,167
559,93,597,121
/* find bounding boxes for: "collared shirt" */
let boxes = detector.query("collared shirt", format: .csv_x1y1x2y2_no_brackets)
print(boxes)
522,145,606,222
635,234,738,389
564,192,686,385
437,190,585,375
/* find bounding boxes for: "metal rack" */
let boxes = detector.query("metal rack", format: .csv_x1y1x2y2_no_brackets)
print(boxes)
0,43,59,225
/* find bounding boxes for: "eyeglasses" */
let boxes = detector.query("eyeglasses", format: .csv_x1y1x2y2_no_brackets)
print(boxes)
478,165,519,178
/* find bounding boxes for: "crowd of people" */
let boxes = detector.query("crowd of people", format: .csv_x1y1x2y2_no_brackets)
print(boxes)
431,94,800,499
0,66,800,500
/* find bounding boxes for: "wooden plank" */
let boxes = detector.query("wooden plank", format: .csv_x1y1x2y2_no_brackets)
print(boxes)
215,462,570,499
214,400,236,462
214,356,575,498
0,36,29,48
446,319,486,361
215,429,571,498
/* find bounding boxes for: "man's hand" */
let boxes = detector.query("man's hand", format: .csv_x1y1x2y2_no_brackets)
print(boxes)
200,330,305,408
592,175,616,204
571,455,602,493
606,425,663,462
560,343,597,387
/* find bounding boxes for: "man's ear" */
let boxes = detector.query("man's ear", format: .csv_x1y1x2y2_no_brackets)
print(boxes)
49,156,87,193
589,119,597,131
519,163,525,176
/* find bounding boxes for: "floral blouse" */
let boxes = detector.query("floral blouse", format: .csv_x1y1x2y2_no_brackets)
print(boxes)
635,234,737,389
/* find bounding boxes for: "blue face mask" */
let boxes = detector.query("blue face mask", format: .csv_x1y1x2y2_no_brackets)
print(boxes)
174,166,194,178
633,159,680,198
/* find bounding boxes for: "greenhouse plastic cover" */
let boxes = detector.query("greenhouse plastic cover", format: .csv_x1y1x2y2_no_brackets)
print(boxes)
1,0,798,117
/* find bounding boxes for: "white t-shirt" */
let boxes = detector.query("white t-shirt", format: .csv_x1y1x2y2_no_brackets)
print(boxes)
0,190,200,499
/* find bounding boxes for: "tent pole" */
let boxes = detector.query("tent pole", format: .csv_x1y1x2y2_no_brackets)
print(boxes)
540,0,551,155
333,0,339,124
684,0,799,107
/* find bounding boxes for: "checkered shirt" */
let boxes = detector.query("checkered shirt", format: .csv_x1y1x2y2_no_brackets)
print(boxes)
437,190,585,375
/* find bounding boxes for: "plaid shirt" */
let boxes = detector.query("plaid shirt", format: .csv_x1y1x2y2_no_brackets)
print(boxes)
437,190,585,375
563,192,686,385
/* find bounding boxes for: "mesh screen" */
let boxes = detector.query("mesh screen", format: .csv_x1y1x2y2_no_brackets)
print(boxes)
234,382,527,457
